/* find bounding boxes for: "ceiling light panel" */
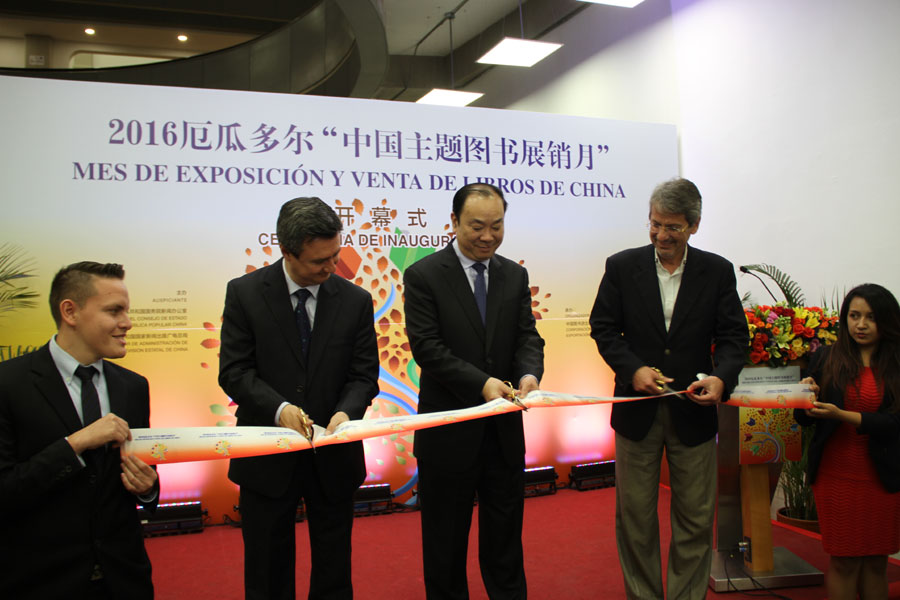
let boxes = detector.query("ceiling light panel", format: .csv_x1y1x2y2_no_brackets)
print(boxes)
576,0,646,7
416,89,484,107
476,37,562,67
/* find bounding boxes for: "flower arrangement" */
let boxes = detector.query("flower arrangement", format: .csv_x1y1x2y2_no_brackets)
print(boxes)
738,263,842,526
745,303,839,367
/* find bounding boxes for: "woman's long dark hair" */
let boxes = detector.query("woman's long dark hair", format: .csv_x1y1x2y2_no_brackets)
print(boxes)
822,283,900,411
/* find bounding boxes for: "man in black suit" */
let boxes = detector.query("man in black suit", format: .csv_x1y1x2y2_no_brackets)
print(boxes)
219,197,379,600
589,178,747,599
403,183,545,599
0,261,158,599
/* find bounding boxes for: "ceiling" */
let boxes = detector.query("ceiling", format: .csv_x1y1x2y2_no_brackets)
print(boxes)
0,0,587,100
0,0,525,57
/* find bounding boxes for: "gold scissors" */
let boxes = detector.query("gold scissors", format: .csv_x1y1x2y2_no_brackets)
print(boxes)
298,408,316,452
650,367,686,401
502,381,528,411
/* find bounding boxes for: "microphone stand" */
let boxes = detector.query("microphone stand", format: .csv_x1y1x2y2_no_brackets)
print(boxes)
739,265,781,304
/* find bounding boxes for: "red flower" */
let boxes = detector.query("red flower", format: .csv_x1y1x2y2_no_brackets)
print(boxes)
749,350,770,364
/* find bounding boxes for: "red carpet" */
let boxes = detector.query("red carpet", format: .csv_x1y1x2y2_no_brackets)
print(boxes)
147,486,900,599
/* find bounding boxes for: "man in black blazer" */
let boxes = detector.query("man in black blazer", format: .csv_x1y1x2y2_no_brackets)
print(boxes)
0,261,158,599
404,183,545,599
589,178,747,600
219,197,379,600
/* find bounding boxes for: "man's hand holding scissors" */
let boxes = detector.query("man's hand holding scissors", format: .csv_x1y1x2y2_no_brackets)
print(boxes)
279,404,316,451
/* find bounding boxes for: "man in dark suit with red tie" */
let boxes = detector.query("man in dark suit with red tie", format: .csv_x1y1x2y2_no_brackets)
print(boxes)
219,197,379,600
403,183,545,599
0,261,158,599
589,178,748,600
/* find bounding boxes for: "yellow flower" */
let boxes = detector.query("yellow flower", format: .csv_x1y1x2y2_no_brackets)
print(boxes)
791,337,807,357
818,329,837,342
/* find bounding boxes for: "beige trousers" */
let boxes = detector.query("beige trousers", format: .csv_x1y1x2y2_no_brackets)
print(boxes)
614,401,717,600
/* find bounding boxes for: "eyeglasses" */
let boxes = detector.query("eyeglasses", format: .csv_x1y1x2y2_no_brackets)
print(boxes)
647,220,689,234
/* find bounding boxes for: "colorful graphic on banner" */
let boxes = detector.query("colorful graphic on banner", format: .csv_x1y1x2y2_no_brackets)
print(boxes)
733,383,807,464
739,408,802,464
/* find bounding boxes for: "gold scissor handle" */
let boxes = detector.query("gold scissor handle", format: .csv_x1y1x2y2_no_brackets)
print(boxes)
502,381,528,411
651,367,666,391
298,408,316,452
649,367,685,400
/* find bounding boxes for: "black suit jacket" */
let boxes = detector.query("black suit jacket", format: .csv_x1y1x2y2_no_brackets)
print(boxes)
589,244,747,446
219,259,379,502
794,347,900,492
0,344,155,599
403,244,545,471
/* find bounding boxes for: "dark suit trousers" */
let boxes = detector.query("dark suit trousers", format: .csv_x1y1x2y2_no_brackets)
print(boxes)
418,422,526,600
240,452,354,600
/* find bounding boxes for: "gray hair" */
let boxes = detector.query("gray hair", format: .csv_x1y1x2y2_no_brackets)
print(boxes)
276,197,343,256
649,178,702,226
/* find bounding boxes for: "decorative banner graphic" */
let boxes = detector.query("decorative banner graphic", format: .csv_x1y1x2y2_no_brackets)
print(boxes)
727,383,816,409
127,386,815,465
730,382,814,464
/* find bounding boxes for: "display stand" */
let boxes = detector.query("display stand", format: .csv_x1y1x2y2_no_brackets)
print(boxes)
709,401,823,592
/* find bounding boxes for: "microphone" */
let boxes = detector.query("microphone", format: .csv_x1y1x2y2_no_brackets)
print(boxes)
739,266,780,304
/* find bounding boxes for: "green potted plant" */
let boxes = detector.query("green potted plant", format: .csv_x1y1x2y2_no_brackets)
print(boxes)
0,243,38,315
776,427,818,530
0,243,40,362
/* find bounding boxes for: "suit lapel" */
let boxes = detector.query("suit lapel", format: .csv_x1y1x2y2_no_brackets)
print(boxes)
668,246,707,338
31,345,83,434
632,246,667,339
262,259,306,367
485,255,505,350
438,246,486,341
89,361,124,474
105,362,128,420
307,275,342,375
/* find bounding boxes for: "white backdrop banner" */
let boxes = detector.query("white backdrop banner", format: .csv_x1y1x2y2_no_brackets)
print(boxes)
0,74,679,515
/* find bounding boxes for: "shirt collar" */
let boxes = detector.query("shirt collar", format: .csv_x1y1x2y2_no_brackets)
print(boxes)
282,259,320,299
452,239,489,271
48,335,104,381
654,245,688,274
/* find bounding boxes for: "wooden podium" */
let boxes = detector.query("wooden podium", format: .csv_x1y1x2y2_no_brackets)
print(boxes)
709,399,823,592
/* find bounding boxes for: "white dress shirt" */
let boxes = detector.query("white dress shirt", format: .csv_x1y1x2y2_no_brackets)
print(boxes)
451,239,490,293
655,247,688,332
48,335,110,424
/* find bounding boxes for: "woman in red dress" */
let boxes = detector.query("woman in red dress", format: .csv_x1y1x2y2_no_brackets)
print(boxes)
795,283,900,600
